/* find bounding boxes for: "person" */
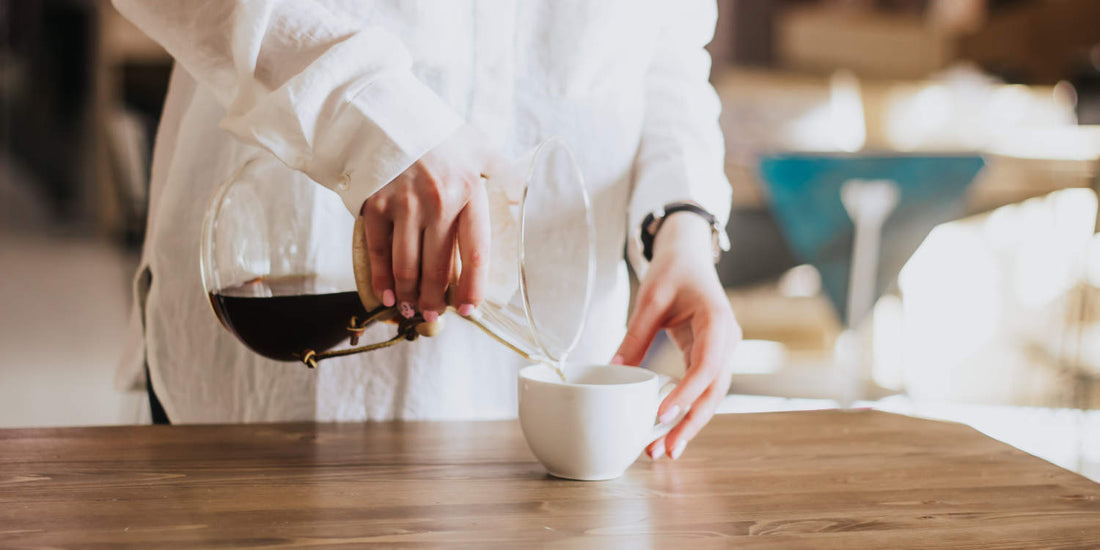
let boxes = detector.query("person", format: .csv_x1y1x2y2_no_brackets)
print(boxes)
114,0,740,460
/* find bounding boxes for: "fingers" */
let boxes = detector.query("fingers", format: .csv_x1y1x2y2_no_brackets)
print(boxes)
418,221,457,322
659,311,728,418
613,290,668,366
392,211,422,319
362,210,395,308
646,436,666,460
663,373,730,459
651,308,739,461
455,180,490,315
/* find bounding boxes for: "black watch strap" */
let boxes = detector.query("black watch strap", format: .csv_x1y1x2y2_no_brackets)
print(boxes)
640,202,720,262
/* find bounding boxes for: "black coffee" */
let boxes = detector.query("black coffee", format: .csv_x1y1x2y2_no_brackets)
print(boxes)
210,275,367,362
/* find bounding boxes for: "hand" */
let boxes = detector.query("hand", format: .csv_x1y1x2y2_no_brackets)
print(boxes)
612,213,741,460
360,125,497,321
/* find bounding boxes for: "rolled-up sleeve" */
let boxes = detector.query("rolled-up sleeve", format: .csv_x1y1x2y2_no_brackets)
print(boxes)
627,0,731,276
113,0,463,213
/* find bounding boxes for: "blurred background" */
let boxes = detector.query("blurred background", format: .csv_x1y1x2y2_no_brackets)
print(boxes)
1,0,1098,480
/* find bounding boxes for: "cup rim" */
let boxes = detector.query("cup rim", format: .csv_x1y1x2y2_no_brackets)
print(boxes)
518,363,657,388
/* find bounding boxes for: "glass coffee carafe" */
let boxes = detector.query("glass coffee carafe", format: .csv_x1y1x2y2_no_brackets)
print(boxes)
200,138,595,368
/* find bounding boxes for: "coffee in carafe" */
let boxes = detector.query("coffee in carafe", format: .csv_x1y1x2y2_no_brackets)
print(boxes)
209,275,367,362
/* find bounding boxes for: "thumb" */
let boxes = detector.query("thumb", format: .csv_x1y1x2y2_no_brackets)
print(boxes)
613,301,665,367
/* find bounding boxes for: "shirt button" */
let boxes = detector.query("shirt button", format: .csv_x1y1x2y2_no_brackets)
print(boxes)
336,172,351,191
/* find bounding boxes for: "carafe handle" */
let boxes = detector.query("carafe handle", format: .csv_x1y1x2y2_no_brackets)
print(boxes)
352,214,444,337
351,215,383,311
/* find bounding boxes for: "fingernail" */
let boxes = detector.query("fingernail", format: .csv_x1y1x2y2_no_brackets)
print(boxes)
648,441,665,460
457,303,475,316
422,310,438,323
611,355,624,365
399,302,415,318
658,405,681,425
670,440,686,460
382,289,395,308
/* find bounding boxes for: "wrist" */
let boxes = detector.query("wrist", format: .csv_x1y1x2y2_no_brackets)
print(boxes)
652,213,715,263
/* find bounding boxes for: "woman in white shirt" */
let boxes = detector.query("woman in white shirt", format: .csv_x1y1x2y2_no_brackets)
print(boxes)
115,0,740,461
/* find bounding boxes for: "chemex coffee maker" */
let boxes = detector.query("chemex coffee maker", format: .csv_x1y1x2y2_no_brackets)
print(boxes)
200,139,595,368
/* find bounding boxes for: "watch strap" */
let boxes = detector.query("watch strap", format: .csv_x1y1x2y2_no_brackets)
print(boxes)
641,202,725,262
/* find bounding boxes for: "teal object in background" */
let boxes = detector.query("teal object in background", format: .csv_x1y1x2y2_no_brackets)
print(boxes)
759,154,985,324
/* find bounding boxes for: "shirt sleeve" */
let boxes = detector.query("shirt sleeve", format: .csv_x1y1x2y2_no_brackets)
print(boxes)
113,0,464,214
627,0,732,276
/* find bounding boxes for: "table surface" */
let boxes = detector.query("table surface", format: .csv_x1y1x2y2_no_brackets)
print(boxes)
2,410,1098,549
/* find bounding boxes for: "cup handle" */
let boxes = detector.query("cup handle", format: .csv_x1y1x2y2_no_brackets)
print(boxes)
650,374,687,442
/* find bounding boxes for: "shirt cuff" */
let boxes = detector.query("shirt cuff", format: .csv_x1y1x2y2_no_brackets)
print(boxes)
311,71,465,214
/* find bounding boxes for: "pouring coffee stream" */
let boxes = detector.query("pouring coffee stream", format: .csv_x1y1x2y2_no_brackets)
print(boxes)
201,138,595,375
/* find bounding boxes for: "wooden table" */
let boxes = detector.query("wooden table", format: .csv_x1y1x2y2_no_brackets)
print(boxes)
2,410,1098,548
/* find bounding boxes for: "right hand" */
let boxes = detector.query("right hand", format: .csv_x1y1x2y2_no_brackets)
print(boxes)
359,124,496,322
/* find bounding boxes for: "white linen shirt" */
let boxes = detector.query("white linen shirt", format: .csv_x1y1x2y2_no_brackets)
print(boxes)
114,0,731,423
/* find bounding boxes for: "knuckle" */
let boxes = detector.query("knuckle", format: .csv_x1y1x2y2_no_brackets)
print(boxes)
698,311,721,329
464,249,486,269
425,265,450,285
367,243,389,259
363,198,388,217
639,287,667,308
398,163,422,182
393,266,419,284
421,181,445,215
457,173,478,200
703,305,735,329
392,189,414,211
417,169,440,189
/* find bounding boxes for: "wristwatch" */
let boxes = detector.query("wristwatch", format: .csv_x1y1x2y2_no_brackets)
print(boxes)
640,202,731,263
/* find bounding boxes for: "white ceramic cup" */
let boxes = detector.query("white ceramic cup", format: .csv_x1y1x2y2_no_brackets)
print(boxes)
517,364,682,481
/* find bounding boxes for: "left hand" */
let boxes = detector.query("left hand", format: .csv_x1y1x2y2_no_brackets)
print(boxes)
612,213,741,460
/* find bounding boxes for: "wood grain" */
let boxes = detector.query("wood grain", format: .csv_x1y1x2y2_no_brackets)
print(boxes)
1,410,1098,549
